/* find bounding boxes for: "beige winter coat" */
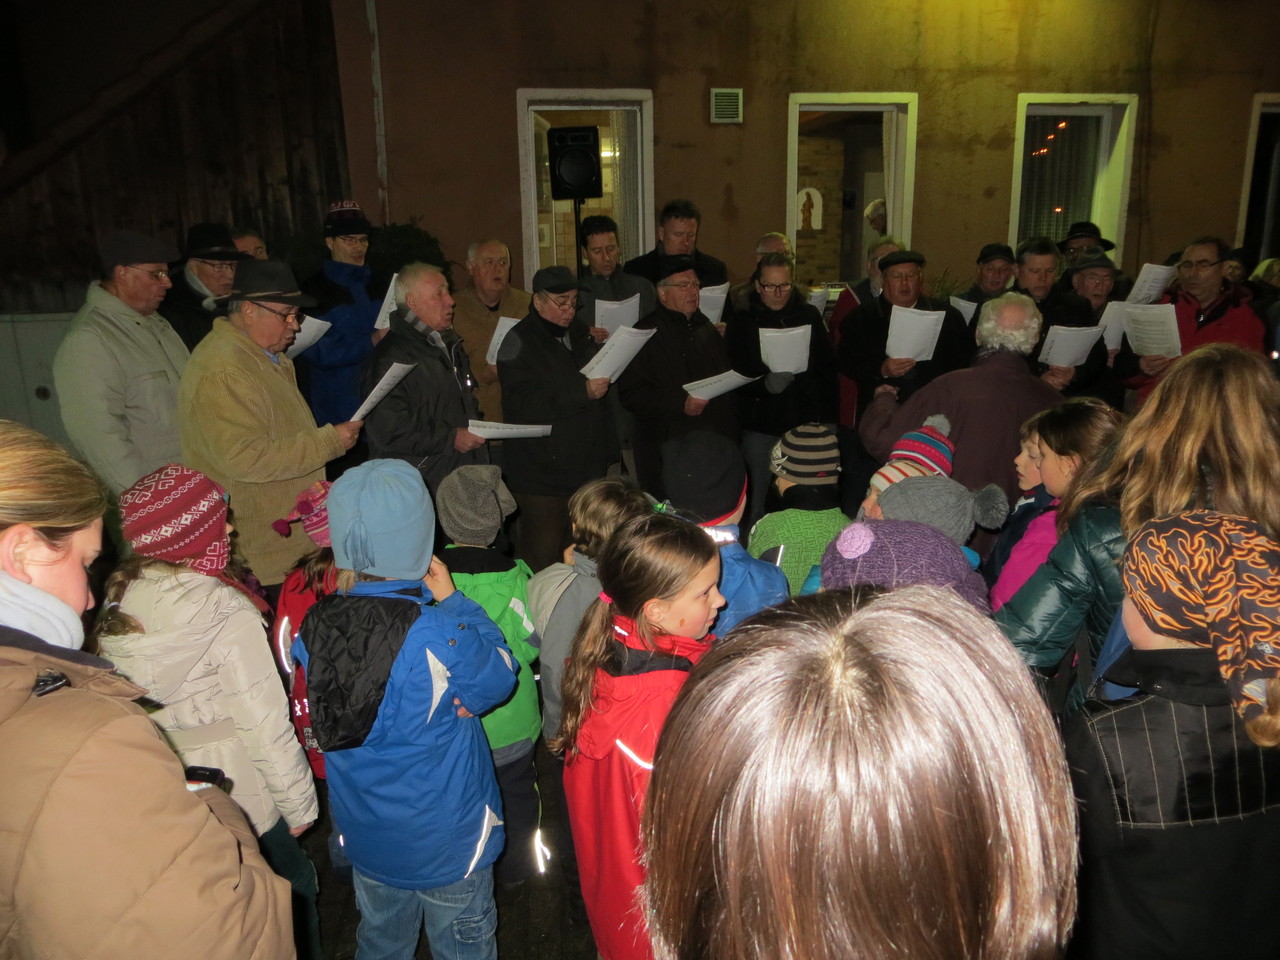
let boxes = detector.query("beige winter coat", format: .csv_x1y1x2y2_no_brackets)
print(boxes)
99,566,318,834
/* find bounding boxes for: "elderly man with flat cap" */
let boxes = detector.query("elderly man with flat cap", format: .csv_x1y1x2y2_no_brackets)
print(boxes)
959,243,1016,308
618,254,738,499
53,230,189,496
160,222,252,352
180,260,362,598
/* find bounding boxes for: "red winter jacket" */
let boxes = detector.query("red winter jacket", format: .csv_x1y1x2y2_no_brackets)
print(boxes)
274,564,337,778
563,616,711,960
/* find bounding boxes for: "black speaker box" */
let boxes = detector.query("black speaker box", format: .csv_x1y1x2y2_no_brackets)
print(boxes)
548,126,603,200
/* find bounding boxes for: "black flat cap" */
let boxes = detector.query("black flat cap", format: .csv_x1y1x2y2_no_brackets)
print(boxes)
878,250,926,271
976,243,1015,264
184,222,251,262
532,265,577,294
656,254,697,281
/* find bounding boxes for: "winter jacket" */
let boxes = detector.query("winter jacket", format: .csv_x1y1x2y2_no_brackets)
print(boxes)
563,615,712,960
528,550,601,741
623,247,729,287
158,266,219,353
0,626,293,960
618,304,739,499
576,270,657,330
724,289,838,436
748,486,848,595
1064,647,1280,959
982,485,1056,588
450,284,531,422
445,546,541,758
497,312,616,497
994,502,1125,713
363,311,485,493
180,318,345,585
296,583,516,889
275,564,334,778
298,259,381,426
710,526,790,635
1016,286,1112,401
990,502,1060,611
99,566,317,835
52,281,189,495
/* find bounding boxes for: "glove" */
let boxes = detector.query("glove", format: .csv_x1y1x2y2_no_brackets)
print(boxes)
764,372,795,394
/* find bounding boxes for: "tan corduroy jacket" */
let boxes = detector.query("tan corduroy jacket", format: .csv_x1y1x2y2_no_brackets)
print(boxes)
450,284,531,422
180,318,344,585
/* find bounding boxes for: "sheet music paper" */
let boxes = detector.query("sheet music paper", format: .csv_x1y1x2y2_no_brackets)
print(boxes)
1124,303,1181,357
682,369,760,401
807,287,831,314
759,326,812,375
373,273,398,330
485,316,523,366
594,294,640,335
1125,263,1176,305
699,282,732,324
949,296,978,325
579,325,656,381
467,420,552,439
1100,302,1128,351
350,362,414,420
886,305,946,362
285,315,331,359
1038,325,1104,368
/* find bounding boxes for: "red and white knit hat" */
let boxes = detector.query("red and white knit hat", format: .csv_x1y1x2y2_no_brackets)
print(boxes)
868,414,954,494
119,465,229,575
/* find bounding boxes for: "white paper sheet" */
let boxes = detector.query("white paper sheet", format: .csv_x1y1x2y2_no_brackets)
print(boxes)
1125,263,1176,305
484,316,523,366
699,282,732,324
1038,325,1105,368
373,273,398,330
467,419,552,439
285,315,332,359
949,296,979,326
1100,301,1128,351
594,294,641,335
682,369,759,401
807,287,831,314
1124,303,1181,357
759,325,812,375
886,305,946,362
580,325,656,380
350,361,414,421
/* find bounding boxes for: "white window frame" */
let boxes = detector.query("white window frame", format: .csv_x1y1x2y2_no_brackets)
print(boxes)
1235,93,1280,247
1009,94,1138,257
516,89,655,285
785,93,919,249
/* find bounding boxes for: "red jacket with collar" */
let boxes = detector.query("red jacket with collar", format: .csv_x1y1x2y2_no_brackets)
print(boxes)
563,616,711,960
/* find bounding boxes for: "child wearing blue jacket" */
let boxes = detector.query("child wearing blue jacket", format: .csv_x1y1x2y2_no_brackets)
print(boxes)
294,459,517,960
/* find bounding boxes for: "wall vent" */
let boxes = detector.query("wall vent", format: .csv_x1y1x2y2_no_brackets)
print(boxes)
710,88,743,124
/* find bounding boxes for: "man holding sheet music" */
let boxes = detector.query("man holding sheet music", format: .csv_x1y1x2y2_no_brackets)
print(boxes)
619,255,739,500
363,263,488,494
451,240,531,423
497,265,615,571
1114,236,1265,404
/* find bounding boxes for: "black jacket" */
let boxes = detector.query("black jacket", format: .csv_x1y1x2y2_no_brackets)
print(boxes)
1016,286,1114,403
362,312,485,492
724,289,837,436
623,247,729,287
496,312,616,497
158,269,219,353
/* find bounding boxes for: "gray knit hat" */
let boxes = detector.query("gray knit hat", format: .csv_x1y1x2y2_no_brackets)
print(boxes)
876,475,1009,546
437,465,517,547
769,422,840,485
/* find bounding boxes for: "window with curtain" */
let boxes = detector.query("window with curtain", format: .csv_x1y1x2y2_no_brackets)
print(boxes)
1018,114,1103,240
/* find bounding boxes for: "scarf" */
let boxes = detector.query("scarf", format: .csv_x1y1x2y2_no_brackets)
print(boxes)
0,570,84,650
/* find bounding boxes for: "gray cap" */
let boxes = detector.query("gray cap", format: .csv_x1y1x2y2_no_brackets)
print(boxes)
877,475,1009,546
436,465,517,546
98,230,181,271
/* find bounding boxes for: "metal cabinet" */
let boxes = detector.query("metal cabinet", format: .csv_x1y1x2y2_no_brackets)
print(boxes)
0,314,77,453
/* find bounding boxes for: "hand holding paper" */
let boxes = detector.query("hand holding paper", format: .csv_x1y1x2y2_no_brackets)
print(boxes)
579,325,656,381
886,305,946,362
699,282,732,324
759,326,811,374
595,294,641,335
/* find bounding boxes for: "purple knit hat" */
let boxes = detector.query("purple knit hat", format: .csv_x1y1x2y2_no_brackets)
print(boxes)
819,518,990,613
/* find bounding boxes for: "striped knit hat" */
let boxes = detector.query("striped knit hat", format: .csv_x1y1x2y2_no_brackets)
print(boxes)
272,481,333,547
868,414,954,494
120,464,229,575
769,423,840,485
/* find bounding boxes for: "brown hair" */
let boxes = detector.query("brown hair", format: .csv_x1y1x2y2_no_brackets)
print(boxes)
1059,344,1280,537
93,556,176,641
1032,398,1126,535
0,420,108,547
1019,408,1048,443
287,546,336,596
568,478,653,560
550,513,717,756
642,587,1077,960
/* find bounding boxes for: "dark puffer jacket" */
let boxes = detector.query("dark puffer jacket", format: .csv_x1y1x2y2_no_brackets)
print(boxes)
993,502,1124,712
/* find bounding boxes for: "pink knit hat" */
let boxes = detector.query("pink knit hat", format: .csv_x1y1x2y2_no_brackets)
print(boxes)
120,465,229,575
272,481,333,547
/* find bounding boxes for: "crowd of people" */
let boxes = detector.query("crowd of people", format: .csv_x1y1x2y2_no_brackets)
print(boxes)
3,194,1280,960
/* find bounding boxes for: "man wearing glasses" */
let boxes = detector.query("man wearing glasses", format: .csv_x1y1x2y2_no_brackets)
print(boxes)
619,255,738,499
160,222,251,352
53,230,189,498
1115,236,1266,404
180,260,362,600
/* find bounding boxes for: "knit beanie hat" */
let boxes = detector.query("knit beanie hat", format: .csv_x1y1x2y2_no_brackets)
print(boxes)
769,423,840,486
120,465,229,575
329,459,435,580
1124,511,1280,729
437,465,516,547
877,475,1009,546
868,415,954,494
820,518,990,613
272,481,333,547
662,431,747,526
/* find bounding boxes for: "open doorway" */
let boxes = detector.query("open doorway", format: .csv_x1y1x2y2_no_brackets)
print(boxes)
1239,97,1280,261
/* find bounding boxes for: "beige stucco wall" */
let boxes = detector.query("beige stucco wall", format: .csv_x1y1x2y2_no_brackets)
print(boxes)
331,0,1280,288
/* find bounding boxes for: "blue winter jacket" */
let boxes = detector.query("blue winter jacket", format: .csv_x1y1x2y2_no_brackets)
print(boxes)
294,582,516,889
300,259,379,426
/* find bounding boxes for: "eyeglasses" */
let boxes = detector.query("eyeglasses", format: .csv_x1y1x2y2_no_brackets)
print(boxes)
543,293,578,311
759,282,794,294
253,302,301,324
661,281,701,291
1077,273,1115,285
193,259,237,273
125,265,170,281
1176,258,1223,274
334,235,369,246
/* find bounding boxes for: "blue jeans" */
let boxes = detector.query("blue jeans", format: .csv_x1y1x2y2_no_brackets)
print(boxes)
353,866,497,960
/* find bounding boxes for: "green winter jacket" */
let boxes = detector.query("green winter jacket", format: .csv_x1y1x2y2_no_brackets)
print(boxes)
993,502,1125,713
447,549,541,755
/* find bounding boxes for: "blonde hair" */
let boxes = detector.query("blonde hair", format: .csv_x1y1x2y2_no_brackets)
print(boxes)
643,587,1077,960
1061,344,1280,538
0,420,108,547
568,477,652,560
